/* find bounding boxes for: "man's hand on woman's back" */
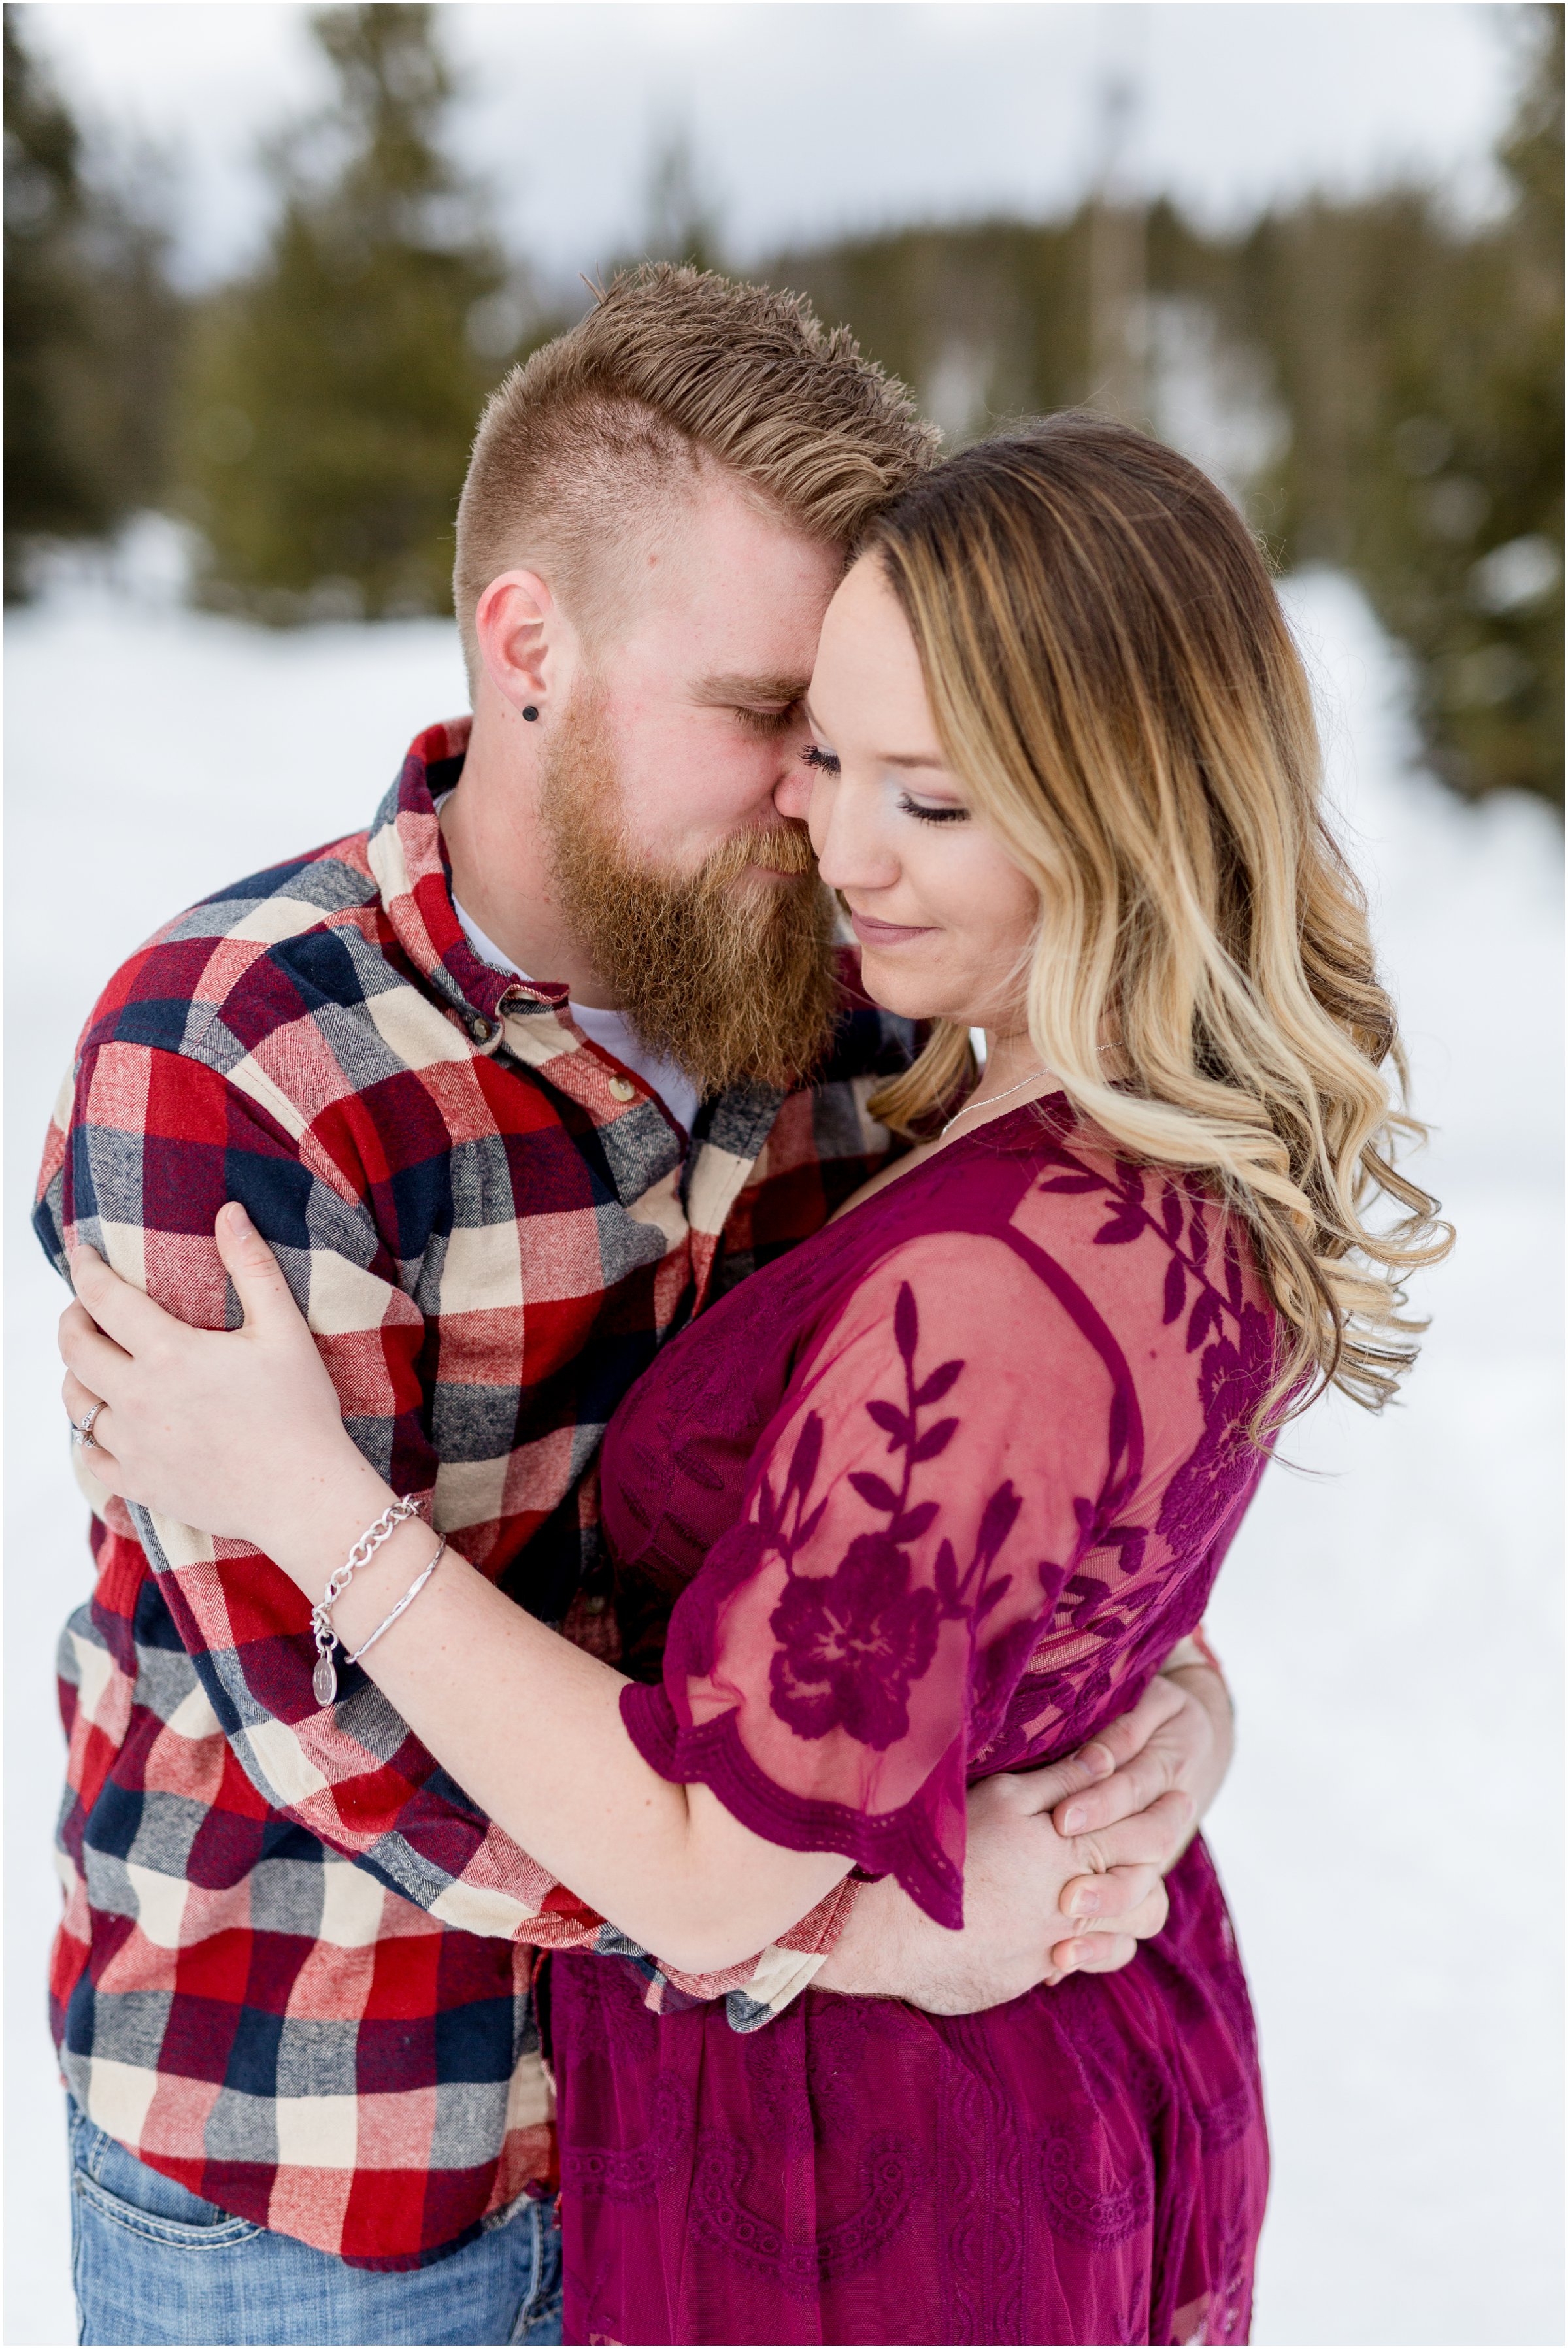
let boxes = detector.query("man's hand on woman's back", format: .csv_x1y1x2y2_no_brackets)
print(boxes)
813,1665,1231,2012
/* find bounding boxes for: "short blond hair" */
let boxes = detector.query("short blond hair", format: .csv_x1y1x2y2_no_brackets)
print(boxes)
453,263,935,688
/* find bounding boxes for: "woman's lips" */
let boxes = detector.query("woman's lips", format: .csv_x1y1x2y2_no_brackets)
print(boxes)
848,909,937,947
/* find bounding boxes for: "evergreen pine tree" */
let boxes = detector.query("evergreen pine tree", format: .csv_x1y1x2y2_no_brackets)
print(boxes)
1238,7,1562,803
767,16,1561,807
5,8,105,584
184,4,515,621
1416,3,1561,804
4,9,182,595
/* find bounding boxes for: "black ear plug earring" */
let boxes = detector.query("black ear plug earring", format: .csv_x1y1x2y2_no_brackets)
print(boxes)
521,705,539,722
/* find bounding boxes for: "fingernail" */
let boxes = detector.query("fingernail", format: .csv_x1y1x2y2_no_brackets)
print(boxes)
1068,1886,1098,1916
1082,1741,1114,1776
1061,1805,1086,1833
224,1203,255,1236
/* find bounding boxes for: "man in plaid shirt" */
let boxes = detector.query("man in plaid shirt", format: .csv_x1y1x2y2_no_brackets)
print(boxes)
38,271,1231,2344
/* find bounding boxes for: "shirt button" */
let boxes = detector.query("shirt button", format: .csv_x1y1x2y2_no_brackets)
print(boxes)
607,1076,637,1102
468,1018,491,1041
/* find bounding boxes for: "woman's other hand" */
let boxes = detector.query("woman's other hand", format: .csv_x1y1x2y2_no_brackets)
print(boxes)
1048,1663,1233,1941
814,1667,1231,2011
816,1763,1190,2012
59,1203,360,1562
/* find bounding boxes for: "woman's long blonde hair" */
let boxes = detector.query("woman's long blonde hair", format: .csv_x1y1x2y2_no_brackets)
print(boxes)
862,414,1452,1423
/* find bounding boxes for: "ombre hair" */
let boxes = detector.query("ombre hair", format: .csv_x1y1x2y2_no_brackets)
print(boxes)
861,414,1451,1424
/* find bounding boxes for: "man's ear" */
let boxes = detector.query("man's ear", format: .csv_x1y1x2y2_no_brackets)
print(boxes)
475,571,571,717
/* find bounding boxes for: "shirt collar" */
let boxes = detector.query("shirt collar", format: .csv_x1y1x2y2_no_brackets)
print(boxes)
366,716,566,1041
365,720,789,1185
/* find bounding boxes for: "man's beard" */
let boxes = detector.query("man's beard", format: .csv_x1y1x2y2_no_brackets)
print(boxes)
537,688,839,1100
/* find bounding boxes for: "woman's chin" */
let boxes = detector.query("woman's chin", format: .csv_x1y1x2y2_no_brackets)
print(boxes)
854,959,963,1026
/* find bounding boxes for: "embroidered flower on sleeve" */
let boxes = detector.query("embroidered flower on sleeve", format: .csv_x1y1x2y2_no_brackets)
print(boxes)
769,1533,940,1748
759,1281,1025,1750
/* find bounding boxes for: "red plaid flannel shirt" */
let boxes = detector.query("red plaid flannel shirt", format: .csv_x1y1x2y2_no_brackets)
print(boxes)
33,718,916,2269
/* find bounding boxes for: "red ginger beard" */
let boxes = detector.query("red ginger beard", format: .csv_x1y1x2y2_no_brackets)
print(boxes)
537,682,839,1101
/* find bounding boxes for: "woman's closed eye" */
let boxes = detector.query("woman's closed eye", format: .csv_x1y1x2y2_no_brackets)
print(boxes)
801,741,969,824
897,792,969,826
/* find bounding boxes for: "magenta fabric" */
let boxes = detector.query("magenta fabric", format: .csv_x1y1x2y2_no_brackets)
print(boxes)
552,1096,1274,2344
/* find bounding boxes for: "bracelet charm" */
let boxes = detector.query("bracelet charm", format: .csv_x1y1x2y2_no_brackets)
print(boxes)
312,1641,338,1711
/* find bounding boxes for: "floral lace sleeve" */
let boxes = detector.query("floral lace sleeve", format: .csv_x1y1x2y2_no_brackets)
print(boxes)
620,1229,1126,1929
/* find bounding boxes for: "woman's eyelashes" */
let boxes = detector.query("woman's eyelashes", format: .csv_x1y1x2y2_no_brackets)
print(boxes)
801,743,967,826
898,792,969,826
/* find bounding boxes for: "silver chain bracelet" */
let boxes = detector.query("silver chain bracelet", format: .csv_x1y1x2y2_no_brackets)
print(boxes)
311,1497,424,1707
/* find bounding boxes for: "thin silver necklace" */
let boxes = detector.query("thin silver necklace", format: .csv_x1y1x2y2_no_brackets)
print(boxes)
941,1065,1052,1139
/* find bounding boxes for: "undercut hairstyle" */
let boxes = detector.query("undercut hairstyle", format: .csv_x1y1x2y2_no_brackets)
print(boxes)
454,263,937,690
861,414,1453,1428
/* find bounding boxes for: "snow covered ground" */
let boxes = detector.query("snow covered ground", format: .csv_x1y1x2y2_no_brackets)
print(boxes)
5,559,1561,2346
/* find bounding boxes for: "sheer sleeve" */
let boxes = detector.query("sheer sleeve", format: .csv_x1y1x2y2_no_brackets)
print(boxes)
620,1229,1124,1929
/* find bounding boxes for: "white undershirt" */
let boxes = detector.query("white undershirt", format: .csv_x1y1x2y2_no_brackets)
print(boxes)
451,896,701,1135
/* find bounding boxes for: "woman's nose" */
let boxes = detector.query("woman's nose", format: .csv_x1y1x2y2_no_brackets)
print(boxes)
811,778,901,895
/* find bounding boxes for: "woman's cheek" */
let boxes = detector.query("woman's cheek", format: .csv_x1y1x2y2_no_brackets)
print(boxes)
976,859,1040,971
963,898,1039,1025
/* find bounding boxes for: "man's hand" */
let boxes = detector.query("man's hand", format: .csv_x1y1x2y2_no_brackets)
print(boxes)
814,1663,1232,2013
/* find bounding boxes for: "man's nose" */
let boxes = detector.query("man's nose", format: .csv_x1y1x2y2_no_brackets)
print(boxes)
772,762,811,824
770,718,816,824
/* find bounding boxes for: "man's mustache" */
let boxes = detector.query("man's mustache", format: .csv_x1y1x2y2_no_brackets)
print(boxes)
699,821,817,889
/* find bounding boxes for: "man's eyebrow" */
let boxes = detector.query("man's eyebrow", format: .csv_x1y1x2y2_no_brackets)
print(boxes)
691,672,811,707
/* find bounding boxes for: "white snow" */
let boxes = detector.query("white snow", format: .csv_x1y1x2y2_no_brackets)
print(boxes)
4,561,1561,2346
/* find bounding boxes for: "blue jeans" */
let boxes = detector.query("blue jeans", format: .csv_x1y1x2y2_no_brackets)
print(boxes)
67,2100,562,2346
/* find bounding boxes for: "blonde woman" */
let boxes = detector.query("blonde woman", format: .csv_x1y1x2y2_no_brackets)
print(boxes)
60,415,1447,2346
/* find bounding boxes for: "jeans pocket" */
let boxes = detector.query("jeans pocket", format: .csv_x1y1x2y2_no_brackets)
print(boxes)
70,2111,261,2250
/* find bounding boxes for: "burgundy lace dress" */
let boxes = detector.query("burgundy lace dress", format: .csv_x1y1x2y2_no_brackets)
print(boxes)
550,1097,1274,2345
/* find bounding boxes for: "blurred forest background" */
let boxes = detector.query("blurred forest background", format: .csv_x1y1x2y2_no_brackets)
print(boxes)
5,0,1562,806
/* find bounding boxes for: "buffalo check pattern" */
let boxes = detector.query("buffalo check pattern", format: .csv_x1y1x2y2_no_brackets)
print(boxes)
34,718,912,2269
